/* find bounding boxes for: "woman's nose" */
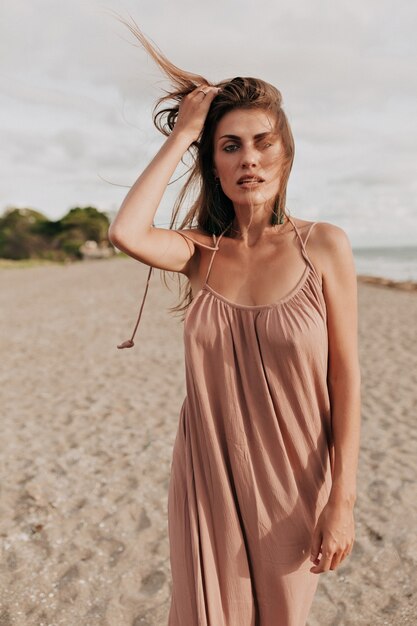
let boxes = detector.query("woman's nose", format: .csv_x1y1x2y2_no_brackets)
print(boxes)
239,146,259,167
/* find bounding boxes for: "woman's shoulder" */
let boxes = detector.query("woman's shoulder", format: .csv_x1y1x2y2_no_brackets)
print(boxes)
292,217,353,282
292,217,349,245
174,226,217,251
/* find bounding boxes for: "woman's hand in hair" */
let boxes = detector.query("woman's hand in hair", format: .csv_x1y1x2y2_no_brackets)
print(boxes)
172,85,221,144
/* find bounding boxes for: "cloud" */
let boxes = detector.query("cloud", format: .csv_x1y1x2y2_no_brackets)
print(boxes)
1,0,416,244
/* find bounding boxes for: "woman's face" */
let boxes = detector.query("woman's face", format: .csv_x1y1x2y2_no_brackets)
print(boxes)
212,108,284,211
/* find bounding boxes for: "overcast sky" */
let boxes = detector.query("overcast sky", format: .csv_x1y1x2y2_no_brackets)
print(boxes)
1,0,416,246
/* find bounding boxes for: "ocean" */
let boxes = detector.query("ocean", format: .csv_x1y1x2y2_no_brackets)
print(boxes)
353,246,417,283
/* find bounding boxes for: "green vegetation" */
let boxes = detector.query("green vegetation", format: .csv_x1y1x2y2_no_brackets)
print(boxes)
0,206,114,262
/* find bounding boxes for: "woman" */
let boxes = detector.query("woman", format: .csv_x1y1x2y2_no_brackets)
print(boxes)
108,19,361,626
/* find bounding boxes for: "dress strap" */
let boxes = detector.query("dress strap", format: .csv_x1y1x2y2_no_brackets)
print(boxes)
175,230,219,251
286,216,321,284
116,228,221,350
203,227,229,286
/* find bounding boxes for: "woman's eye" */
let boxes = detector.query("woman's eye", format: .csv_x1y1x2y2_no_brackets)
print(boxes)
223,142,273,152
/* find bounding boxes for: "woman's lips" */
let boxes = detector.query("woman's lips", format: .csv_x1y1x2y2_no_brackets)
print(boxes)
237,180,264,188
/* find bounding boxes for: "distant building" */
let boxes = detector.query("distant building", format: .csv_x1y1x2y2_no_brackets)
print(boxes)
79,240,115,260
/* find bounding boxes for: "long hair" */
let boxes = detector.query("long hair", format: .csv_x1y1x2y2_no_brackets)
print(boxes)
112,14,295,319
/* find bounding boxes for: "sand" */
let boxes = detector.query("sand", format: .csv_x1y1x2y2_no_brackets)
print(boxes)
0,256,416,626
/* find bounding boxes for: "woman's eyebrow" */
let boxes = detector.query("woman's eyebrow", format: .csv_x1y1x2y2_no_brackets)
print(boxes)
218,131,274,141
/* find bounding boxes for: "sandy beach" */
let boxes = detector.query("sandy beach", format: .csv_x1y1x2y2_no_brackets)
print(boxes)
1,255,416,626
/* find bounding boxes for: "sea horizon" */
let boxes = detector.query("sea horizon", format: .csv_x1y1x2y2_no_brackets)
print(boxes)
352,245,417,283
1,245,417,285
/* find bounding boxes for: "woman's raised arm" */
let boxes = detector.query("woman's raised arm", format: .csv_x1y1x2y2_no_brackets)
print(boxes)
108,85,220,275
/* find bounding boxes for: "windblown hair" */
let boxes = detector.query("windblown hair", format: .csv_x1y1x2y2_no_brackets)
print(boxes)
112,14,295,319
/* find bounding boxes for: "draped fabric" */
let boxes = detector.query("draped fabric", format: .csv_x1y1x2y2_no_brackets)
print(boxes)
167,217,334,626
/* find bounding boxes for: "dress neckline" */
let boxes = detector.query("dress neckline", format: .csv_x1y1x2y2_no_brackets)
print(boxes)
202,264,312,310
118,217,321,348
199,215,318,310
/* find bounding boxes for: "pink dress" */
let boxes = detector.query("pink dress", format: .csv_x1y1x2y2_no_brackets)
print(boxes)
166,216,334,626
117,216,334,625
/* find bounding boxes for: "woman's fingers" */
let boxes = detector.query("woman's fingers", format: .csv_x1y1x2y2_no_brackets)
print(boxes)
329,550,344,571
310,547,334,573
190,85,221,103
184,84,218,100
192,84,220,96
310,541,353,574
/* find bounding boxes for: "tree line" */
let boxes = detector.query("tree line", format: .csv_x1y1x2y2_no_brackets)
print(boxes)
0,206,114,261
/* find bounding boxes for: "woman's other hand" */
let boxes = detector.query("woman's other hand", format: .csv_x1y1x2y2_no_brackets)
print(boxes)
309,500,355,573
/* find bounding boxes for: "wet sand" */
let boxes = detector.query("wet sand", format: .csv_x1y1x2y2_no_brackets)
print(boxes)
0,256,416,625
